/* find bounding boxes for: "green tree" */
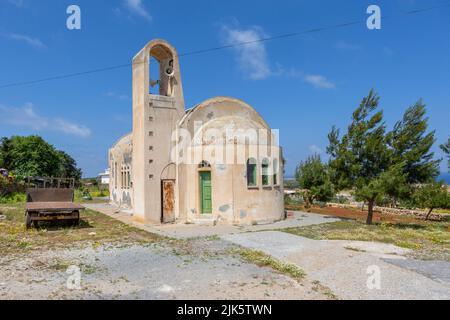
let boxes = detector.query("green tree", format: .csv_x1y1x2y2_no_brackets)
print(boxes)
0,135,82,181
387,101,440,184
57,150,82,181
0,137,13,169
354,164,408,210
413,182,450,220
327,90,392,224
441,138,449,171
8,136,61,179
295,154,334,207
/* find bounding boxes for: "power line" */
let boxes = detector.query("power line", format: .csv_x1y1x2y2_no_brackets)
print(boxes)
1,2,449,90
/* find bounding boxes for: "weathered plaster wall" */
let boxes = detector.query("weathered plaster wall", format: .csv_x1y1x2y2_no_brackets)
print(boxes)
176,97,284,225
131,39,185,223
109,134,134,209
110,40,284,225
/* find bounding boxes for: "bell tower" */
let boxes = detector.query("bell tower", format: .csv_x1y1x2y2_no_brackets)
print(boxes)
131,39,184,223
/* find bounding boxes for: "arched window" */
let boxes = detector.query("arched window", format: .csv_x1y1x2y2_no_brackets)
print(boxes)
262,158,270,186
149,45,175,97
247,158,257,187
273,159,278,185
198,160,211,169
114,162,117,188
121,165,124,188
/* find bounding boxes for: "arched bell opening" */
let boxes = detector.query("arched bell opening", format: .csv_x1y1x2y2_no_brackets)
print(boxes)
149,44,175,97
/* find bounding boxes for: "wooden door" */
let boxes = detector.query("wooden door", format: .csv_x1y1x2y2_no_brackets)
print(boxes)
161,180,175,223
199,172,212,214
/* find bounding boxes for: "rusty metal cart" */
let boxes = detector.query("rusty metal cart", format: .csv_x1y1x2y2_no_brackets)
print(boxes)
24,177,84,229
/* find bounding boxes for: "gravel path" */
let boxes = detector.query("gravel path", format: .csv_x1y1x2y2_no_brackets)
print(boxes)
382,259,450,285
222,231,450,300
0,240,328,300
83,203,340,239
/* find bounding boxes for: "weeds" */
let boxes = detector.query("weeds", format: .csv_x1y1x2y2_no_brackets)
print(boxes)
284,219,450,261
229,247,305,281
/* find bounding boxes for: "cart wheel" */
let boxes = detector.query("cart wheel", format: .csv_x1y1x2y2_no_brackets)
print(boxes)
71,211,80,227
25,213,32,229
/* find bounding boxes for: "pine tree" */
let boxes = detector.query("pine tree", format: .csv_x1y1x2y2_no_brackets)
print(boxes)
327,90,393,224
295,154,334,207
413,181,450,220
441,138,449,171
387,100,440,184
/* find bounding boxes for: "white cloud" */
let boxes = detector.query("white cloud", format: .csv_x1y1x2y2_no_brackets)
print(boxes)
219,23,335,88
309,144,324,155
0,104,91,138
104,91,129,100
5,33,46,49
53,118,91,138
0,103,48,129
303,74,336,89
221,25,271,80
275,66,336,90
124,0,152,21
335,40,362,51
6,0,25,7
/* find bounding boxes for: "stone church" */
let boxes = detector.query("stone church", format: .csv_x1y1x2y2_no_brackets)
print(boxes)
109,39,284,225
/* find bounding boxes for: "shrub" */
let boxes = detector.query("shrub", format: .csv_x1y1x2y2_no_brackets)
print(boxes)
333,195,350,204
0,192,26,204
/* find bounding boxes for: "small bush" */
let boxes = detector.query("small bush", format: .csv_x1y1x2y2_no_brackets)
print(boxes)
314,201,327,208
0,192,26,204
333,196,350,204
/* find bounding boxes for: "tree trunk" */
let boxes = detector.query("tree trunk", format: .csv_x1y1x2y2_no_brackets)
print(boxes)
425,208,433,221
366,200,374,225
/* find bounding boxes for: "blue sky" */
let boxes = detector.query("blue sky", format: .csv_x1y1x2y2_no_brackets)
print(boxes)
0,0,449,178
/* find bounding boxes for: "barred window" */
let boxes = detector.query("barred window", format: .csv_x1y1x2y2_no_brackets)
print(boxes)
262,158,270,186
247,158,257,187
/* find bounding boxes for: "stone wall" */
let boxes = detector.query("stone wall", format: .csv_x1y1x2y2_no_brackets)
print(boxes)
327,202,447,221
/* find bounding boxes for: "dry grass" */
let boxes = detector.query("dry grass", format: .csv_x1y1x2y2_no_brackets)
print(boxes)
228,247,337,299
229,247,305,280
286,203,420,224
0,203,164,256
284,219,450,261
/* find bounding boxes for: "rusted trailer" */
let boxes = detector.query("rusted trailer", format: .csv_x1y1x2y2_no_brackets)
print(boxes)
25,187,84,229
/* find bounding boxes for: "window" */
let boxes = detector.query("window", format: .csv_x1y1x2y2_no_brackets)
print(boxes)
273,159,278,185
149,56,160,95
247,158,257,187
114,162,117,188
199,160,211,169
149,45,175,97
121,165,125,188
262,158,270,186
120,165,132,189
127,167,131,188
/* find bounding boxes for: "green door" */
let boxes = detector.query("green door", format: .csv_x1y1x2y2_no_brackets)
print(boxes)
200,171,212,214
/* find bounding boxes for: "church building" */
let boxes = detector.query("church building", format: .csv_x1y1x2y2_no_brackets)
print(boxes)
109,39,284,225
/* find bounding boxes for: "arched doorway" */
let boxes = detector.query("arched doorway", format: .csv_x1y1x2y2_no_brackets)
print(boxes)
198,161,212,214
161,163,176,223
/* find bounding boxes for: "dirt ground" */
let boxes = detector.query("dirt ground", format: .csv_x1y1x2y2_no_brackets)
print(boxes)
2,202,448,300
285,204,450,261
0,204,334,300
0,239,333,300
286,203,423,224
